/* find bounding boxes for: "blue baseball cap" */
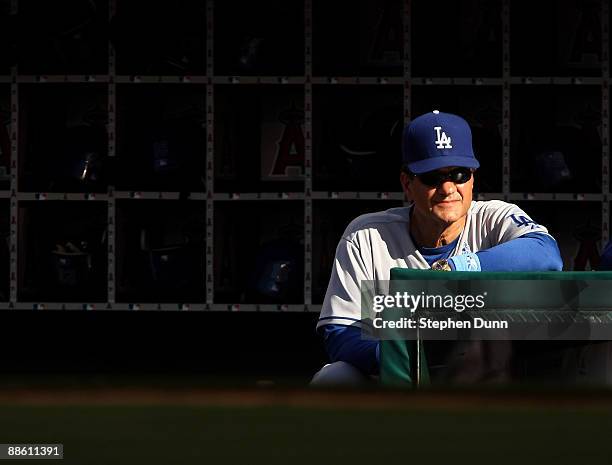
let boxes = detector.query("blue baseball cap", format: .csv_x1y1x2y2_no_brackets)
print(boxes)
402,110,480,174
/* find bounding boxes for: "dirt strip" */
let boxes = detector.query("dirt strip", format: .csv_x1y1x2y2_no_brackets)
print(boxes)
1,387,612,410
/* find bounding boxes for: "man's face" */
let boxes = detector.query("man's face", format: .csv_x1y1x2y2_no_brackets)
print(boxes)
400,166,474,226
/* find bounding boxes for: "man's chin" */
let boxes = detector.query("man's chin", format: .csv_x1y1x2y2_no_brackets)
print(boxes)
432,210,463,224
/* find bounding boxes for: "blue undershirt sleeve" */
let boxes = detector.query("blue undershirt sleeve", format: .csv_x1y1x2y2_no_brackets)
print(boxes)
476,232,563,272
321,324,379,375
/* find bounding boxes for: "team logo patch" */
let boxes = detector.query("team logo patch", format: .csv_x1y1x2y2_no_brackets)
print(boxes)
434,126,452,149
509,214,539,230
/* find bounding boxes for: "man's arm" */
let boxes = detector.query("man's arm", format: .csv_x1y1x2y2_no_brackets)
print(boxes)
449,232,563,272
317,231,380,374
321,324,379,375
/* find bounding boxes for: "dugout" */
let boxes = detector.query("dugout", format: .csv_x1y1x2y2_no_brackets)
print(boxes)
0,0,610,388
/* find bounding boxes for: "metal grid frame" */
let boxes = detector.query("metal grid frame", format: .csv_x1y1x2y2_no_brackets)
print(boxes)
0,0,610,311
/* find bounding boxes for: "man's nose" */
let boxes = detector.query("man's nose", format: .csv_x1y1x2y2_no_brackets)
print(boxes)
437,181,456,195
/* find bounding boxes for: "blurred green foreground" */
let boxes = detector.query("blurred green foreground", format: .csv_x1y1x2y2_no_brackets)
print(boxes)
1,389,612,465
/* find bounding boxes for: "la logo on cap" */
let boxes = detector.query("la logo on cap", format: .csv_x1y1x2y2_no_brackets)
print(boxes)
434,126,452,149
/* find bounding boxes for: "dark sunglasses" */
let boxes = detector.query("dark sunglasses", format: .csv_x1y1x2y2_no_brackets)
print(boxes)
408,167,473,187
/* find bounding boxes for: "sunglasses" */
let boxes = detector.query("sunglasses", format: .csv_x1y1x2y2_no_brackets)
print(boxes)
409,167,473,187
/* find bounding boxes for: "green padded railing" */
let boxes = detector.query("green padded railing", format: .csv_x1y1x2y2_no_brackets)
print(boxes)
380,270,612,388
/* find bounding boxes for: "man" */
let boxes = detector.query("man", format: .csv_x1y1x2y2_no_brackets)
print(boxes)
312,110,563,385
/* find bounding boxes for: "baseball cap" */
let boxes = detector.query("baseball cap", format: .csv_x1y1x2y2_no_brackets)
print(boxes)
402,110,480,174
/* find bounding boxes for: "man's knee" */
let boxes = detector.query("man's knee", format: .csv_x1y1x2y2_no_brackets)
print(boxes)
310,361,370,387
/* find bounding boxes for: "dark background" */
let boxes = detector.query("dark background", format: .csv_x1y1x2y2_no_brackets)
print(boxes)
0,0,610,384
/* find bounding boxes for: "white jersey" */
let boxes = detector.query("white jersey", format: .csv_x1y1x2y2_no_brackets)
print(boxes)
317,200,551,330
